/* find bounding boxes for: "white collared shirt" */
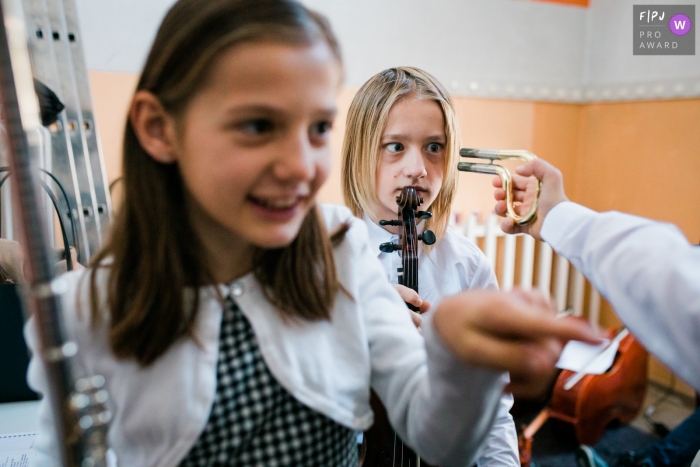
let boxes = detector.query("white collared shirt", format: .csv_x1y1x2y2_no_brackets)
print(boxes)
26,204,506,467
542,202,700,392
363,215,520,467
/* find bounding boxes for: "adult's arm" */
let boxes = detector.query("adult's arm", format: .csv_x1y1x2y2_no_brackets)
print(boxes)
541,201,700,392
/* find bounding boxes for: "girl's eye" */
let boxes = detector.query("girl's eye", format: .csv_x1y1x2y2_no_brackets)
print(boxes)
311,120,333,139
426,142,442,153
239,119,274,135
386,143,404,153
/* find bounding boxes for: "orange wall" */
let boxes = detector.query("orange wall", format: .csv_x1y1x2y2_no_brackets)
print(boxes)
453,98,536,221
89,71,698,396
89,71,139,185
575,100,700,239
532,0,589,6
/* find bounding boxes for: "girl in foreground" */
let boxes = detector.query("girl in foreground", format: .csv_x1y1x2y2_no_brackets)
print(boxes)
342,66,518,466
26,1,598,466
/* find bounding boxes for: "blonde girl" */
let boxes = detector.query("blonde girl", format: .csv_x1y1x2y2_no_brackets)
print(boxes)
25,4,597,467
342,67,519,466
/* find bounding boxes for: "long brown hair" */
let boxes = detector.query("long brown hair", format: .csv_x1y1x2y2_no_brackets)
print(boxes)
341,67,460,241
91,0,345,366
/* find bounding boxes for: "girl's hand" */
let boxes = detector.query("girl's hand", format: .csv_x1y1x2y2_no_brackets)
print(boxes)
0,239,25,283
0,240,84,283
492,158,568,241
432,288,602,399
394,284,430,330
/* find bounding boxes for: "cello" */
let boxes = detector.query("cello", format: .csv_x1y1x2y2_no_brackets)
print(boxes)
517,327,648,466
361,186,436,467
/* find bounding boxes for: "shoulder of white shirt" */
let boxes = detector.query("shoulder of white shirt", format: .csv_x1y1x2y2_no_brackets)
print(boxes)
440,226,488,261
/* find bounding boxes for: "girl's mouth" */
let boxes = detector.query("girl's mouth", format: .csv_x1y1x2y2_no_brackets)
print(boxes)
398,186,428,195
247,195,305,221
249,196,299,209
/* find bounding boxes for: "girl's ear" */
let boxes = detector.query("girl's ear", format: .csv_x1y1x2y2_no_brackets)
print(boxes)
129,91,179,164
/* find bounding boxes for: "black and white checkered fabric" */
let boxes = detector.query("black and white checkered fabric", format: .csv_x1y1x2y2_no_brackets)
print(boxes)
179,294,357,467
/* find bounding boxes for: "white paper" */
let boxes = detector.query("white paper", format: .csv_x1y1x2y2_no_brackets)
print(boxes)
0,433,35,467
556,339,619,374
0,433,35,453
0,450,34,467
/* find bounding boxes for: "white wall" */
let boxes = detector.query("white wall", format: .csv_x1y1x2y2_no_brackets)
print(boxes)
75,0,175,73
301,0,587,99
583,0,700,101
73,0,700,102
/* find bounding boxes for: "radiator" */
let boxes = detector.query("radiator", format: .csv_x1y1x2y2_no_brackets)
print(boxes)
457,213,601,325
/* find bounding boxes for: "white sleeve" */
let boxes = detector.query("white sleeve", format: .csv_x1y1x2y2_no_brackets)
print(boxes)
541,202,700,392
416,319,506,467
352,218,505,467
471,251,499,292
475,390,519,467
463,247,519,467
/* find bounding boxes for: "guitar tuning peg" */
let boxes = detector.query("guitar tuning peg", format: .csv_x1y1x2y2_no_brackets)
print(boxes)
379,219,401,226
379,242,401,253
416,211,432,220
419,230,436,246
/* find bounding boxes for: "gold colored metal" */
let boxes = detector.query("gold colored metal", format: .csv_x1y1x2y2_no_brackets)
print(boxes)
457,148,542,225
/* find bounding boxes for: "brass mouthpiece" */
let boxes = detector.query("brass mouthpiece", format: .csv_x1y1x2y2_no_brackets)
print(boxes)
457,148,541,225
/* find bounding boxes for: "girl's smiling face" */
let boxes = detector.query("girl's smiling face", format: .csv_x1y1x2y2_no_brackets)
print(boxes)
172,40,341,253
374,97,447,226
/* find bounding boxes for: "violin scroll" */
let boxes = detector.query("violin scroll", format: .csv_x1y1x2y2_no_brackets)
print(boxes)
378,189,436,252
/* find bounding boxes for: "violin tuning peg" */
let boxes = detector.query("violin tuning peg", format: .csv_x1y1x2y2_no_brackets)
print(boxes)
419,197,424,205
419,230,436,246
416,211,432,220
379,242,400,253
379,219,401,226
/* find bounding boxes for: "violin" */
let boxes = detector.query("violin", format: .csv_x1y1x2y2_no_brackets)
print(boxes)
362,186,436,467
517,328,648,466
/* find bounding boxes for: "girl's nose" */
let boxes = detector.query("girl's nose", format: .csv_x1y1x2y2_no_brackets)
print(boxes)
274,131,316,182
402,149,427,180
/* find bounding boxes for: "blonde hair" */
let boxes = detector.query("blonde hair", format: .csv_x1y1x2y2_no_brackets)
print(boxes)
341,66,460,241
